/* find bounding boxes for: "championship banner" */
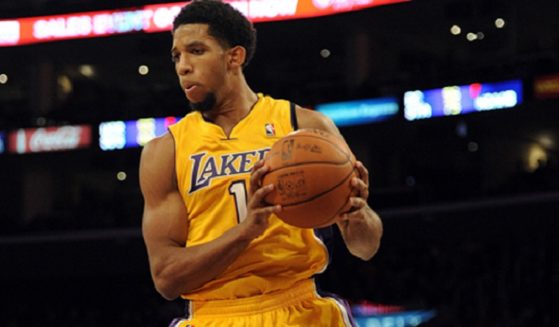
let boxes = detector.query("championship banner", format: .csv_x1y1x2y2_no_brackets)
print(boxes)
8,125,92,154
0,0,409,47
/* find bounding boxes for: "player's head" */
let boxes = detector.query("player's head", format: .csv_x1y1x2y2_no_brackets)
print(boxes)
173,0,257,68
171,0,257,112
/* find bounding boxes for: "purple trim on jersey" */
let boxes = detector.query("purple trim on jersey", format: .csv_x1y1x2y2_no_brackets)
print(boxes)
317,289,357,327
168,317,184,327
169,300,192,327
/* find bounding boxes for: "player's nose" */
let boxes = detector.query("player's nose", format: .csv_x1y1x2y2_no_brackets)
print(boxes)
176,54,192,75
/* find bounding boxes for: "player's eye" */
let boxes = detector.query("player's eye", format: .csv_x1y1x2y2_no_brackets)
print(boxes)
191,48,204,55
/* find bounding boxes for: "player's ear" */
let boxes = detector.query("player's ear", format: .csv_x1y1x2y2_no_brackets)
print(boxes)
228,46,246,70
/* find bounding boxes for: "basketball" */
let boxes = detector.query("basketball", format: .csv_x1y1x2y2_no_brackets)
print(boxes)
262,129,356,228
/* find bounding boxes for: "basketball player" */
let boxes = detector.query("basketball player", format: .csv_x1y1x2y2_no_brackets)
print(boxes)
140,1,383,326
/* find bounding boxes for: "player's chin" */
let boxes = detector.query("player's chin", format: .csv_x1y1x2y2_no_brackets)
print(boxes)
185,92,204,104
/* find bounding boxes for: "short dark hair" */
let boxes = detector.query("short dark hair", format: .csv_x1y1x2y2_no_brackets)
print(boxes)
173,0,257,67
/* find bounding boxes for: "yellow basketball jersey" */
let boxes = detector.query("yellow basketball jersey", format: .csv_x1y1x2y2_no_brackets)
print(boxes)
168,94,329,301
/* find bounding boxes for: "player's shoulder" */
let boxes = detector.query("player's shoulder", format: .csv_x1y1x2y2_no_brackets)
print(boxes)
294,105,337,133
141,132,175,164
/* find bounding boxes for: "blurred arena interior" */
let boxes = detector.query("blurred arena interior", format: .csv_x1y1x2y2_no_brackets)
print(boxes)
0,0,558,326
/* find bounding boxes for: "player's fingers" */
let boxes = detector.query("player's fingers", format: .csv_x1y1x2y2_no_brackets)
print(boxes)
248,183,274,207
249,162,269,192
348,196,367,210
355,161,369,187
340,198,367,221
253,204,282,216
251,159,265,173
351,176,369,200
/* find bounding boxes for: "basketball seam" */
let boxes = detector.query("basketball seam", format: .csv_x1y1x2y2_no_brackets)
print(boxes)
323,168,359,225
279,166,355,207
268,160,348,174
290,134,352,160
267,134,353,173
307,167,358,228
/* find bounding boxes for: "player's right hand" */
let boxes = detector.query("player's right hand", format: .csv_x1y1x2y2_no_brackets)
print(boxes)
239,160,282,240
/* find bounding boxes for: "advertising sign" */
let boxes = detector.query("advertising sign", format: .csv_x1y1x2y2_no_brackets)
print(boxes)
316,97,399,126
1,0,409,47
404,79,523,121
99,116,178,151
8,125,92,154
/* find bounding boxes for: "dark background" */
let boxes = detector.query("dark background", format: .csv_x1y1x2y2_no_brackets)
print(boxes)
0,0,558,326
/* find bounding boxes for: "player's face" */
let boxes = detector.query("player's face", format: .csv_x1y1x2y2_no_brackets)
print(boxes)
171,24,229,112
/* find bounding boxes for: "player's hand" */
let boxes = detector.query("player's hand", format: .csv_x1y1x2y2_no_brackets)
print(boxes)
239,160,282,240
337,161,370,224
336,160,382,260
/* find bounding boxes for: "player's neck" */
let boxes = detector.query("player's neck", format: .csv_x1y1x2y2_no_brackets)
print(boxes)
203,78,258,135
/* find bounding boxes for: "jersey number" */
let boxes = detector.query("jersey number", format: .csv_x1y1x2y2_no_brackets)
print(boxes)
229,181,248,223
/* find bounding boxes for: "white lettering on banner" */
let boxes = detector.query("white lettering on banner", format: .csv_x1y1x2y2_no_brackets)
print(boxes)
112,10,145,33
313,0,373,10
0,20,20,44
33,16,92,39
16,129,26,154
313,0,332,9
229,1,249,16
99,121,126,151
33,10,155,39
29,126,83,152
474,90,518,111
136,118,156,146
152,6,182,29
93,10,154,34
142,10,154,30
442,86,462,116
247,0,299,18
404,91,432,121
93,14,114,34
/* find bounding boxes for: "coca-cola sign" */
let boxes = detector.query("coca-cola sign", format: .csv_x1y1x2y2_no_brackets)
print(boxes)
8,125,92,154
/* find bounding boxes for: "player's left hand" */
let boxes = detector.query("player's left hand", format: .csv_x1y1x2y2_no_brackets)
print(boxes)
337,160,371,224
336,160,382,261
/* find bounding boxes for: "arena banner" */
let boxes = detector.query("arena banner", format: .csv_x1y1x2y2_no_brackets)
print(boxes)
8,125,92,154
98,116,178,151
403,79,523,121
0,0,409,47
316,97,399,127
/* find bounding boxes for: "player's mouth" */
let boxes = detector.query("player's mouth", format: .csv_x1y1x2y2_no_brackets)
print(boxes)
183,82,202,100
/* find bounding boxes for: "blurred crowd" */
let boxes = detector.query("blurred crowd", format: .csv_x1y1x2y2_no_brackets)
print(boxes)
1,197,557,326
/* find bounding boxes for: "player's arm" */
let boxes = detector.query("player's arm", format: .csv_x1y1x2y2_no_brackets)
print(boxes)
296,106,383,261
140,133,281,300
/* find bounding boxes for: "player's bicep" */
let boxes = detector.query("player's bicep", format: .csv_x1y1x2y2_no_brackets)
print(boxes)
142,192,187,248
140,135,187,252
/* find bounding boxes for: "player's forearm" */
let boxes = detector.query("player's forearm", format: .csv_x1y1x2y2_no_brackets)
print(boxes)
339,206,383,260
152,225,254,300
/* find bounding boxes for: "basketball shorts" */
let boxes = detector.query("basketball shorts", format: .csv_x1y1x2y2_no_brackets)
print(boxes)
169,279,354,327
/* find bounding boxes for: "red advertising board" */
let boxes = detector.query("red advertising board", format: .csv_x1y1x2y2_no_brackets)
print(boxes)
534,74,559,99
0,0,408,47
8,125,92,154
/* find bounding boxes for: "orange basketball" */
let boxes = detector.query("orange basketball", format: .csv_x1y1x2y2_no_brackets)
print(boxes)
262,129,356,228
